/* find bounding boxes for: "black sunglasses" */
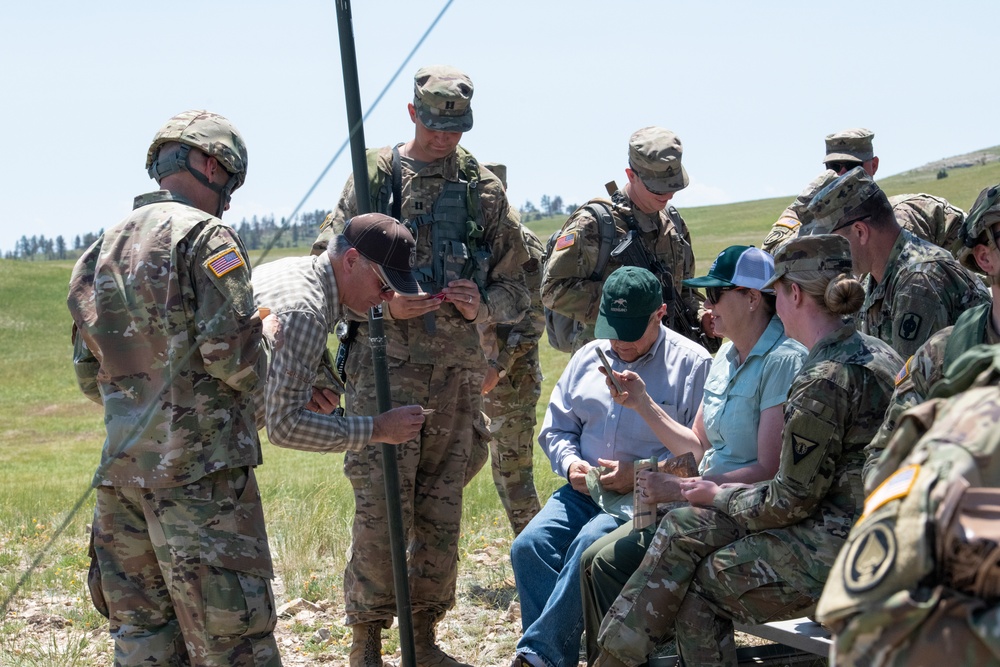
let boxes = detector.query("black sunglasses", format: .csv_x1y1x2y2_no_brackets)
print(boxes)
705,285,745,304
825,161,862,174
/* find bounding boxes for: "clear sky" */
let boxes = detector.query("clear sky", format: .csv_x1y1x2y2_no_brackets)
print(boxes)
2,0,997,255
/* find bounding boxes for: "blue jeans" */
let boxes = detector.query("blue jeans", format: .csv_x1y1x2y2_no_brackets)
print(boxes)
511,484,623,667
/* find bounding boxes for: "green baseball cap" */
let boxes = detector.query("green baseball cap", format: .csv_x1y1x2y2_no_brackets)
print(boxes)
413,65,474,132
823,128,875,163
684,245,775,292
804,166,882,235
594,266,663,342
763,234,854,288
628,127,689,194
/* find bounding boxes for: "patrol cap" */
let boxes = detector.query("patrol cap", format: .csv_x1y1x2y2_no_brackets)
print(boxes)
958,184,1000,271
343,213,420,296
628,127,689,195
823,128,875,164
594,266,664,342
763,234,854,288
413,65,474,132
788,170,840,230
805,166,882,234
684,245,775,293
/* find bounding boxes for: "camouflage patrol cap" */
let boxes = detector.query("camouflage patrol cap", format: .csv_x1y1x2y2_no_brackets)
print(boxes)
146,110,248,189
763,234,853,288
413,65,474,132
958,184,1000,271
594,266,663,342
628,127,689,194
823,128,875,164
805,166,882,234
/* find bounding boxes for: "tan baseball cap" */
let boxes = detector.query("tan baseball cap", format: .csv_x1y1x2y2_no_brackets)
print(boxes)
763,234,854,288
413,65,474,132
823,128,875,164
628,127,689,194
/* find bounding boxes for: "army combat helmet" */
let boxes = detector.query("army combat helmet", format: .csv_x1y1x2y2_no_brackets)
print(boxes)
958,184,1000,272
145,110,248,217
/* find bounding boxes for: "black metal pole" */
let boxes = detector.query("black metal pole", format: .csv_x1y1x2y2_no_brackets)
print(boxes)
334,2,415,665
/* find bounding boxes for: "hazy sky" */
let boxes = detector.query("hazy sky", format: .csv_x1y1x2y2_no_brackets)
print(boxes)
2,0,997,254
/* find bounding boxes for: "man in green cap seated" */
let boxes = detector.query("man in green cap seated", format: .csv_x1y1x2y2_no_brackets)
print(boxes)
541,126,714,353
803,166,988,359
510,266,711,667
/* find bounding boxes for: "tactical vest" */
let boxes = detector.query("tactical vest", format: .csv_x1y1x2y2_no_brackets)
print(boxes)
368,144,489,295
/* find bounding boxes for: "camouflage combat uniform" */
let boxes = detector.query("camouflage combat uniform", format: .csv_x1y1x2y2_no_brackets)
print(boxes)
863,302,999,491
596,324,901,667
818,346,1000,666
858,228,989,358
68,190,279,667
763,191,967,257
314,145,529,626
541,192,701,351
480,224,544,535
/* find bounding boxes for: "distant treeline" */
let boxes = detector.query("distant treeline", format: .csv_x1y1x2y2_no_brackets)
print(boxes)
3,196,573,260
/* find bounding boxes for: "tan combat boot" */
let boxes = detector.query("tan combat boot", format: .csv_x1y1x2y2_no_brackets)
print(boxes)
349,623,385,667
412,612,472,667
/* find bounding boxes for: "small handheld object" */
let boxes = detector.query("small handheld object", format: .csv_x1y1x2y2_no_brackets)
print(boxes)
596,348,624,393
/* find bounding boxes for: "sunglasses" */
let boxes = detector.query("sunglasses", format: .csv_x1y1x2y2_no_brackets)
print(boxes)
705,285,745,304
369,264,394,296
825,161,862,174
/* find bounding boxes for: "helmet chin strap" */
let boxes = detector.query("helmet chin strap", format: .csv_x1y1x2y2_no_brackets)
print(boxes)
149,144,238,217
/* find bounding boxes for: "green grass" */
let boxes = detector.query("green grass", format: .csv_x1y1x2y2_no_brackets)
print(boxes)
1,155,998,664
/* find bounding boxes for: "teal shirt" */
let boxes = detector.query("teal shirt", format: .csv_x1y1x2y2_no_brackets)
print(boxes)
699,316,807,477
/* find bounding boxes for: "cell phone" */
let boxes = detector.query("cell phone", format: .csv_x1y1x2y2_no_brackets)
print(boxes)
596,348,624,393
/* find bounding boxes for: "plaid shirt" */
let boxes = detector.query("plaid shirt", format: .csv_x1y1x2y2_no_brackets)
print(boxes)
251,254,373,452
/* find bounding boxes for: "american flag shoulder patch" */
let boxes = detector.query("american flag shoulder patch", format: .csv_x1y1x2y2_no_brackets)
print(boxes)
554,233,576,251
862,464,919,520
206,248,245,278
895,356,912,386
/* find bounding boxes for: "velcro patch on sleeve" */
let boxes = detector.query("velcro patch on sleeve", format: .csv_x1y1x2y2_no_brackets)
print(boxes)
895,357,912,386
554,233,576,251
862,464,919,520
206,247,246,278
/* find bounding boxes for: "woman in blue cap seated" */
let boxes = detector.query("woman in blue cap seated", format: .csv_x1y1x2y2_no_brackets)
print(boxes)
580,245,807,662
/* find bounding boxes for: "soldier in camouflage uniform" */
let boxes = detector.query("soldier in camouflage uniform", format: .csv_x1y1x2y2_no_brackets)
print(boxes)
312,66,530,667
540,126,713,352
67,110,282,667
805,166,989,358
762,128,966,254
817,344,1000,665
477,178,544,534
862,184,1000,491
592,235,902,667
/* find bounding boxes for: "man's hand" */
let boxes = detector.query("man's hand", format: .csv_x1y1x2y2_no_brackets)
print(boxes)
701,311,719,339
440,278,481,321
304,387,340,414
482,366,500,395
371,405,426,445
597,458,634,493
262,312,283,349
567,460,593,494
386,294,442,320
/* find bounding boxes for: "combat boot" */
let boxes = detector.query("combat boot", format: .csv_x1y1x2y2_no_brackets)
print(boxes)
412,612,472,667
349,623,385,667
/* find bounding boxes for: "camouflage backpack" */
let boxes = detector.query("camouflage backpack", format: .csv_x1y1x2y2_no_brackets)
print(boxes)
542,201,617,352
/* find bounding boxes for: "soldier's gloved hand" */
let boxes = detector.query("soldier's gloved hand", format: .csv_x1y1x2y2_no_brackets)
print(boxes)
370,405,426,444
387,294,442,320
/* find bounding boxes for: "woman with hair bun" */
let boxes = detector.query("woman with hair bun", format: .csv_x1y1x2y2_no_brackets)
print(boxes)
591,234,904,667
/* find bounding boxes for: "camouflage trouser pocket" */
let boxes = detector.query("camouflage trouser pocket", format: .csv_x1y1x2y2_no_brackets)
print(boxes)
86,519,109,619
200,531,277,639
464,411,492,486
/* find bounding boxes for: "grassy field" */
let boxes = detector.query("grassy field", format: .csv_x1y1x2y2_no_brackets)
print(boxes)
1,156,997,664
